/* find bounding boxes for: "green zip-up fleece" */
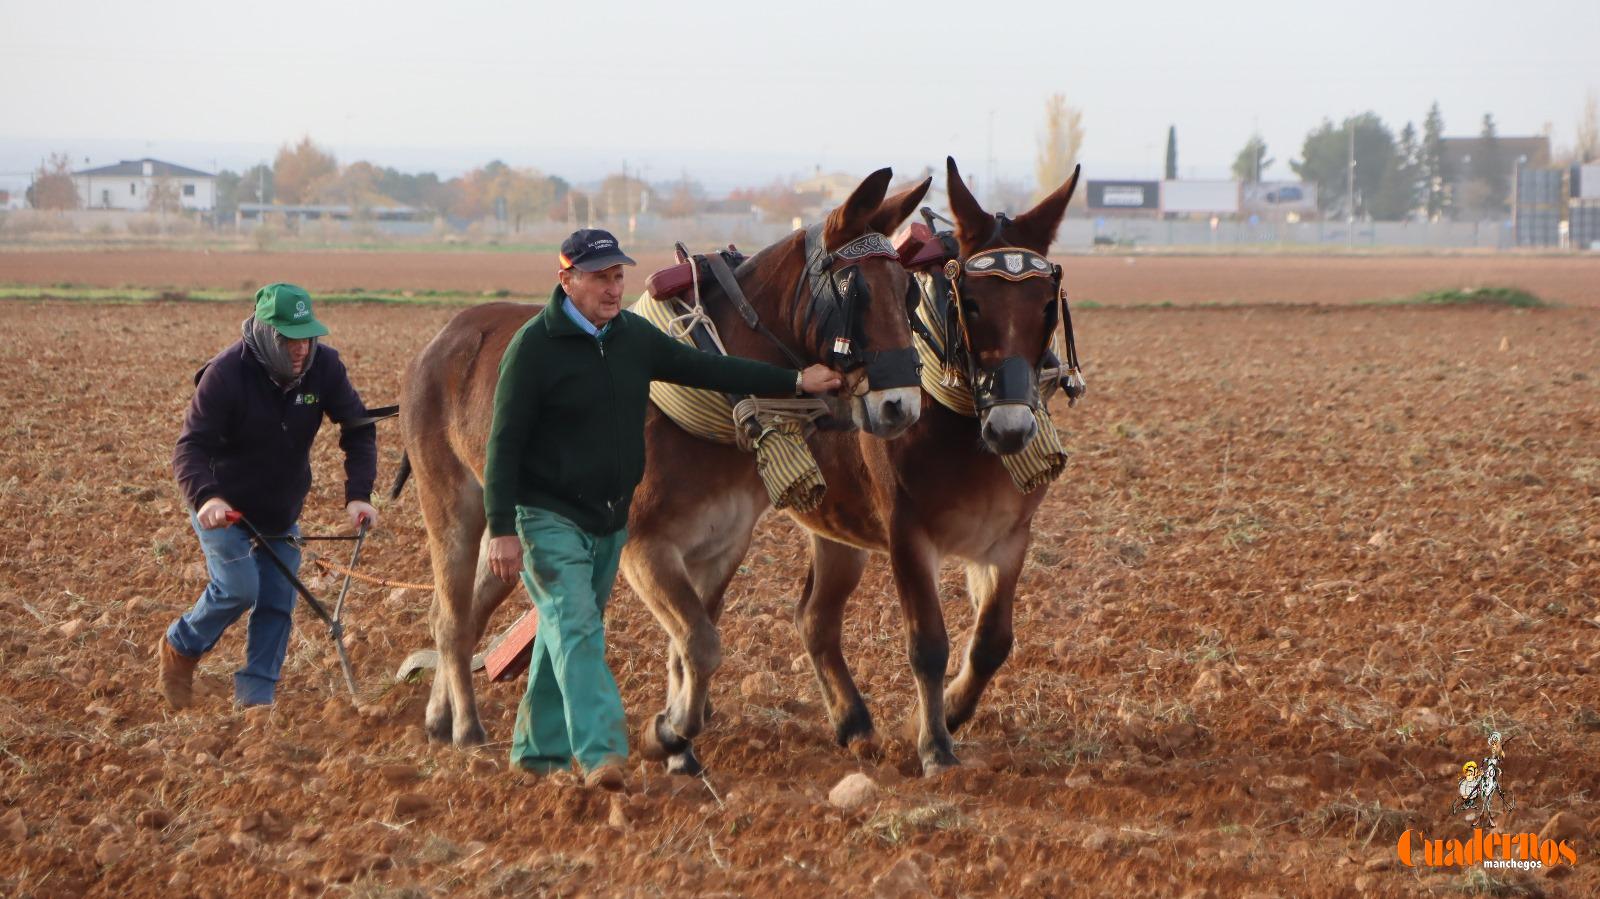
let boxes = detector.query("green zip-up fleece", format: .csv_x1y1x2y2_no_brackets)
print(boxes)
484,287,800,537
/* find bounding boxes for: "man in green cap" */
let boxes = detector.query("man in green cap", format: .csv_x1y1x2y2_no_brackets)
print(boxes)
163,283,380,708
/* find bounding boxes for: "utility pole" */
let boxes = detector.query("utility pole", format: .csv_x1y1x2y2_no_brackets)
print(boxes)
986,109,996,208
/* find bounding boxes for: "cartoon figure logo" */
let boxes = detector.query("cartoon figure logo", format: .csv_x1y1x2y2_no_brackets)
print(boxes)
1451,732,1515,828
1397,730,1576,869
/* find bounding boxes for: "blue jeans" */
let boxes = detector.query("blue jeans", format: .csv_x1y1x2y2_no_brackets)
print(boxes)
166,511,301,705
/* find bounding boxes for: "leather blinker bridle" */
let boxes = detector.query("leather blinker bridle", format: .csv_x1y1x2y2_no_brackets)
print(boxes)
929,213,1086,413
797,224,922,392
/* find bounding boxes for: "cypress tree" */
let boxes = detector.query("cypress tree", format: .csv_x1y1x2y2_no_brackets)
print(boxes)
1421,102,1446,220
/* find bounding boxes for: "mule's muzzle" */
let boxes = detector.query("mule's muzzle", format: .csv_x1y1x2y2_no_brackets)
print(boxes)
861,387,920,439
973,356,1040,415
980,405,1038,455
857,346,921,391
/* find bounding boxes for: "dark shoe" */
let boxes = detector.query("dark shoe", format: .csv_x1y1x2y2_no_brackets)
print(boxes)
158,637,199,709
583,760,626,792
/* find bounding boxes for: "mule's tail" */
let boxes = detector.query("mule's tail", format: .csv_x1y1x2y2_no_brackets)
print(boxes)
389,452,412,501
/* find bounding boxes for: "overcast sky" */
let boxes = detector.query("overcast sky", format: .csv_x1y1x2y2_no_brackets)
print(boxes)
1,0,1595,191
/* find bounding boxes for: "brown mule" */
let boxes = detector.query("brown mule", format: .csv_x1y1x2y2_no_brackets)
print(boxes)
631,159,1084,776
394,169,930,748
784,157,1083,774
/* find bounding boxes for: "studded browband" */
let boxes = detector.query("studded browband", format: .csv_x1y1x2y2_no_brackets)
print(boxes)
947,247,1054,281
830,232,898,264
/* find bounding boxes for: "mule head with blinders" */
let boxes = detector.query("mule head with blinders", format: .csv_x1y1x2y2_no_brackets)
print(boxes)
796,169,932,438
940,156,1083,455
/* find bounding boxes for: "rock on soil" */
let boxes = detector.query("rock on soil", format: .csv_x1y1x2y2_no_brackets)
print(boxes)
392,793,434,818
377,763,421,784
1358,748,1398,778
94,839,128,866
1,809,25,842
828,772,880,811
740,671,779,698
871,853,931,898
1538,811,1586,844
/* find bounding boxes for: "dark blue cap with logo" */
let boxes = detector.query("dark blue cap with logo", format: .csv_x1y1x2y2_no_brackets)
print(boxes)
559,229,637,272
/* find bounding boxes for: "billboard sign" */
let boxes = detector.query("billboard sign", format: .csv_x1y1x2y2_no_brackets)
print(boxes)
1161,180,1241,215
1579,164,1600,200
1087,180,1159,210
1242,181,1318,214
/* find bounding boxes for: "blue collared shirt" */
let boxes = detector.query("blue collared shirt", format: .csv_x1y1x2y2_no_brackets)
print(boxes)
562,295,611,340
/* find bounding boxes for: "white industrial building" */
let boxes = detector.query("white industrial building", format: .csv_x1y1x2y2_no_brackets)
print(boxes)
73,158,216,211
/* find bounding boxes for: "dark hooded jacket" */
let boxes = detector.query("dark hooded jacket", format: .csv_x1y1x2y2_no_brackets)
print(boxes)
173,339,376,534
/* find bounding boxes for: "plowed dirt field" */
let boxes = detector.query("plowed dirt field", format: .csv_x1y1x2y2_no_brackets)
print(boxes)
1,286,1597,897
3,249,1598,306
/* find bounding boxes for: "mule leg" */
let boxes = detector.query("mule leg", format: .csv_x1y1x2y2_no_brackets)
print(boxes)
795,534,876,753
944,528,1028,734
418,471,490,746
887,514,959,775
622,538,722,770
652,641,705,775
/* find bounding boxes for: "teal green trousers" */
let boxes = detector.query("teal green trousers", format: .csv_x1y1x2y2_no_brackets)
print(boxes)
509,506,629,774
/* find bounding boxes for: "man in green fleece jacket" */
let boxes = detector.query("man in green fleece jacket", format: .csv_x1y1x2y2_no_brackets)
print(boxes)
483,229,842,790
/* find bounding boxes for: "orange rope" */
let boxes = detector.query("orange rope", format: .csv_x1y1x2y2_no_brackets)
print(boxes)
309,557,434,592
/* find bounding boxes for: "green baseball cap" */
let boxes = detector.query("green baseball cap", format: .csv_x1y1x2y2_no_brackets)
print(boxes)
254,283,329,339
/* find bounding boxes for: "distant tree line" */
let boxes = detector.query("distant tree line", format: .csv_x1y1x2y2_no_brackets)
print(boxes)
1021,90,1598,224
1227,93,1600,222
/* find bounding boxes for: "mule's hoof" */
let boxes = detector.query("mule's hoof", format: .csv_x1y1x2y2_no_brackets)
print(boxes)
846,734,884,762
642,712,689,761
640,713,670,761
921,751,962,777
453,721,488,747
834,709,876,749
424,718,453,744
666,747,704,777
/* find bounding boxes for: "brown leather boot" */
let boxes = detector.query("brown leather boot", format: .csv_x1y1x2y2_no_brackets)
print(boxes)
583,760,626,792
158,637,199,709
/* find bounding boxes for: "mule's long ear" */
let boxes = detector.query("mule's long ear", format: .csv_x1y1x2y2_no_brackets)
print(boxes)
945,156,989,245
1011,164,1081,251
826,167,895,238
869,176,932,235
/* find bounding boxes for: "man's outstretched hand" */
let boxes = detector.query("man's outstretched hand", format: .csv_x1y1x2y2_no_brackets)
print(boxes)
799,364,843,394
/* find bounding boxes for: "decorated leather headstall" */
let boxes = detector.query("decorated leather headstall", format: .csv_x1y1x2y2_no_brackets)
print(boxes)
801,224,921,391
957,247,1054,281
940,242,1086,411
